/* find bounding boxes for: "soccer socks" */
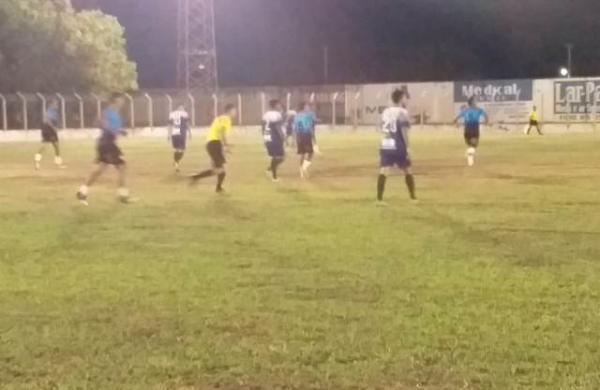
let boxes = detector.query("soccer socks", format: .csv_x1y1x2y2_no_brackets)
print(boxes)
301,159,312,178
466,147,476,166
270,158,283,180
216,172,226,192
377,174,387,201
174,151,184,163
54,156,63,166
405,174,416,200
34,153,42,169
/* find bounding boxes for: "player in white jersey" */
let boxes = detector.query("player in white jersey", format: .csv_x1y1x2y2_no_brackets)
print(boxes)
377,89,416,203
168,104,191,172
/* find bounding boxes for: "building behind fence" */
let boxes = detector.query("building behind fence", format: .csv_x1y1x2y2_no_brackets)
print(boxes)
1,77,599,130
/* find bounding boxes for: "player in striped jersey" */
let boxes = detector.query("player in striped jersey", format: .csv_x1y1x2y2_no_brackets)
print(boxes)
262,99,286,182
377,89,417,203
168,104,191,172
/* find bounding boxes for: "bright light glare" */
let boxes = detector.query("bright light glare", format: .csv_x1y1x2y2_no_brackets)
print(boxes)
559,67,569,77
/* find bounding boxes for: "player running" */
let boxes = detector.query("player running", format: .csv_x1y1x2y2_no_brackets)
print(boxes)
453,97,489,167
262,99,285,182
76,94,132,205
294,102,317,179
189,104,237,193
168,104,191,172
525,105,543,135
376,89,417,203
35,99,65,170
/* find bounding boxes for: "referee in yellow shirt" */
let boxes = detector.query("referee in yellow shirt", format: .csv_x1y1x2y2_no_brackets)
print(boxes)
526,105,543,135
190,104,237,193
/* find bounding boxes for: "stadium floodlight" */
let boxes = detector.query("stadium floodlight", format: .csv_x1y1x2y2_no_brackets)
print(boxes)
559,67,570,77
177,0,218,91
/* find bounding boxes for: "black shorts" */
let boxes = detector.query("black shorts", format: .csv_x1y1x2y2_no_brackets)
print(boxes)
296,133,314,155
529,120,539,126
207,140,225,168
266,141,285,158
96,140,125,165
171,134,187,150
41,124,59,143
464,123,480,147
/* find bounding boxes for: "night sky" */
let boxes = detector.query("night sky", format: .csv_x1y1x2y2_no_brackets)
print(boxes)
74,0,600,88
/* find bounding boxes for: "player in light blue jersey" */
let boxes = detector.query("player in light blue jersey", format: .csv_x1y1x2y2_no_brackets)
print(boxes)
454,97,488,166
77,94,132,205
377,89,416,203
294,102,317,179
35,99,65,170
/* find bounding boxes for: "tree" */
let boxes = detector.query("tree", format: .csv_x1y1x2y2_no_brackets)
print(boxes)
0,0,137,92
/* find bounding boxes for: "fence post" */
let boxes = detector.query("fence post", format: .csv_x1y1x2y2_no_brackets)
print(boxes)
36,93,47,130
331,92,339,129
260,92,266,116
212,94,218,119
353,91,361,130
91,93,102,122
55,93,66,129
36,93,47,123
16,92,28,130
286,92,292,113
309,92,316,104
124,93,134,129
73,93,84,129
187,93,196,127
0,94,6,130
237,93,243,126
144,93,153,130
166,94,173,116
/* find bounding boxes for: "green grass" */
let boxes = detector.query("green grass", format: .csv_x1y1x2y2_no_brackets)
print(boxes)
1,129,600,389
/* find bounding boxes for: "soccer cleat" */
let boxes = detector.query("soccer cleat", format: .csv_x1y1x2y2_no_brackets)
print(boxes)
375,200,388,207
76,191,89,206
174,162,180,173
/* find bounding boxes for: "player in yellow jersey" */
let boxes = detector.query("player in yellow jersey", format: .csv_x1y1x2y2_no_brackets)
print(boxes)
190,104,237,193
525,106,543,135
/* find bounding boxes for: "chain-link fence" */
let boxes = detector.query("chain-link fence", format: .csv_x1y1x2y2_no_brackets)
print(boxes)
0,86,348,131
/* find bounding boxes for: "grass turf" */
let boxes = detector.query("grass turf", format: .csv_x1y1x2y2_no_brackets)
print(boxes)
1,129,600,389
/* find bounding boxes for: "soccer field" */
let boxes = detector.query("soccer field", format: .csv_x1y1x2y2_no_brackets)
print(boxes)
1,129,600,389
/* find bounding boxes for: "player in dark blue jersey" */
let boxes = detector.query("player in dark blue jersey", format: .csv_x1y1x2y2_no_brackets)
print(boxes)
294,102,317,179
377,89,416,203
453,97,488,166
76,94,131,205
168,104,191,172
35,99,65,170
262,99,285,182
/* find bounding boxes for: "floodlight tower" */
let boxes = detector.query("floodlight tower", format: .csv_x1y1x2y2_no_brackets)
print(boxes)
177,0,218,91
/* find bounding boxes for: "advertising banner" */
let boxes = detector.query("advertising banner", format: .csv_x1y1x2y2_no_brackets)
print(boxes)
453,79,533,123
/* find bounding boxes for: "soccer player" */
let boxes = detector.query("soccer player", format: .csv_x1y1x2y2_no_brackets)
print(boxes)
376,89,416,203
284,109,297,147
525,105,543,135
168,104,191,172
35,99,65,170
453,97,488,167
294,102,317,179
76,94,131,205
262,99,285,182
189,104,237,193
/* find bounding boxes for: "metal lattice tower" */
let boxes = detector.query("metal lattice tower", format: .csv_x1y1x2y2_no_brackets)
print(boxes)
177,0,218,91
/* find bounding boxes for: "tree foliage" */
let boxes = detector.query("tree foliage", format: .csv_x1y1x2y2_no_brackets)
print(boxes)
0,0,137,92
